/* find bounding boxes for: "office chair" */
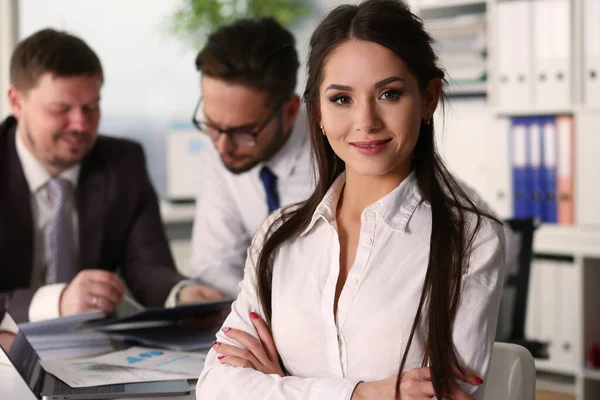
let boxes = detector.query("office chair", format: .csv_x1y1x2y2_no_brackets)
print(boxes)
496,218,549,359
483,342,537,400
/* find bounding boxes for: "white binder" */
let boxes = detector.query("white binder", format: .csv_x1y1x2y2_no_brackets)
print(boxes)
554,260,577,370
532,0,572,109
496,1,532,108
583,0,600,107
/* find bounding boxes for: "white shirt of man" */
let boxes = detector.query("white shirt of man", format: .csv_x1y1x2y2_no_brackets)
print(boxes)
190,109,315,297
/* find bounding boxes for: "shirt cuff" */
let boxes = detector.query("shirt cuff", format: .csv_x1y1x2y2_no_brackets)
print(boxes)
164,280,196,308
0,313,19,334
312,378,361,400
28,283,67,322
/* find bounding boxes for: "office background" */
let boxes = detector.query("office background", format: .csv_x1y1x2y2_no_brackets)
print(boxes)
1,1,600,399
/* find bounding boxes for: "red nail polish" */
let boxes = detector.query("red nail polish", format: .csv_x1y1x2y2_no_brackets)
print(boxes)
217,355,225,360
222,327,231,333
250,312,260,320
212,341,219,347
476,377,484,385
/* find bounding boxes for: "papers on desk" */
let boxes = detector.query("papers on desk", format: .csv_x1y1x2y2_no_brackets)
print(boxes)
94,347,206,376
18,310,117,360
39,347,205,388
27,331,117,361
39,358,191,388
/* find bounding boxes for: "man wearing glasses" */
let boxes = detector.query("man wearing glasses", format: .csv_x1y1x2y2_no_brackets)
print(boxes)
180,18,314,301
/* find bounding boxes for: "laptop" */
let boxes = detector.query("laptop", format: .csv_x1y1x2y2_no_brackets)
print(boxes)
3,331,190,400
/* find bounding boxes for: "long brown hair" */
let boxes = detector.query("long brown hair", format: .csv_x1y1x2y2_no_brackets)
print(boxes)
256,0,493,397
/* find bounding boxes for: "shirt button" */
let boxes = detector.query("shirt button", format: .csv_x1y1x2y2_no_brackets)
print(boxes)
367,210,376,219
347,278,358,287
363,237,373,246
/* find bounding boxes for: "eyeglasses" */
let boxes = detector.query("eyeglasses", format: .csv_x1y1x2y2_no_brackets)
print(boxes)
192,97,287,147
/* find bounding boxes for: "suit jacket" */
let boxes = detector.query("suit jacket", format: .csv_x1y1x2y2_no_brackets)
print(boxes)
0,116,185,323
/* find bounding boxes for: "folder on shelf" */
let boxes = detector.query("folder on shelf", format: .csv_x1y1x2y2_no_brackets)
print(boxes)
511,117,530,218
556,115,574,225
496,0,532,108
528,118,544,221
583,0,600,107
541,117,558,223
532,0,572,108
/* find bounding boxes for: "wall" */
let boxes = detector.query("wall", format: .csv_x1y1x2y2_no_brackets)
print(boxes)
0,0,18,119
19,0,199,195
17,0,421,198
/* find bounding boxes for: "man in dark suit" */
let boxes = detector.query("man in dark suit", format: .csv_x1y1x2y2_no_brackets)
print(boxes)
0,29,211,349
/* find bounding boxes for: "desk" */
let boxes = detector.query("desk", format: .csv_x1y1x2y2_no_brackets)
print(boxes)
1,348,197,399
0,363,37,400
0,364,197,399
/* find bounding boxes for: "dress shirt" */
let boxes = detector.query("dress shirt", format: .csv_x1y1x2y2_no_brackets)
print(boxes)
190,109,314,296
0,132,180,333
196,171,506,400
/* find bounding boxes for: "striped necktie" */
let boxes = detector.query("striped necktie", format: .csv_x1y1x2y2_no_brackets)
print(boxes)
47,178,76,284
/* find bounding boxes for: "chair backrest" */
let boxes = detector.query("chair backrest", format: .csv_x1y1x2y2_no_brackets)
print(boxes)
496,218,539,342
483,342,537,400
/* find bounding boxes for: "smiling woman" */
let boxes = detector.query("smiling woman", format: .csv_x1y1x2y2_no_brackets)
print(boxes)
195,1,506,400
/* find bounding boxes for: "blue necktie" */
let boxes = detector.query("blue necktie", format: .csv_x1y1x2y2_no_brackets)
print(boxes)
259,166,280,213
48,178,77,284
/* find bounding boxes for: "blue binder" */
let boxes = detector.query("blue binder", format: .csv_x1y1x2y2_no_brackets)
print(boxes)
541,116,558,223
528,117,544,220
511,117,530,218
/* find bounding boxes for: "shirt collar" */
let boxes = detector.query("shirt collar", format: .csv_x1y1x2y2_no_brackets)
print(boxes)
262,108,309,181
300,170,423,237
15,128,81,193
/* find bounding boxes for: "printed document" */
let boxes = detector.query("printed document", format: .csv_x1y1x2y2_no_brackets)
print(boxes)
93,346,207,376
39,358,191,388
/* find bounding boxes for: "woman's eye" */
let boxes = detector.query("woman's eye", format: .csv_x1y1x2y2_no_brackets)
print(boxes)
380,89,402,101
331,95,352,105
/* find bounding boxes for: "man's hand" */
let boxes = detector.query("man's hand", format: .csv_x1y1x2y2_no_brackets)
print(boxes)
60,270,125,316
0,331,15,352
178,284,225,304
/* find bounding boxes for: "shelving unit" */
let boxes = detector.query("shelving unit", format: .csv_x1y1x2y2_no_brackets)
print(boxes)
419,0,487,12
415,1,600,399
417,0,489,98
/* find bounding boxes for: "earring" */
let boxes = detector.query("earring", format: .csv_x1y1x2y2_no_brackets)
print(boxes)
320,125,326,136
424,116,432,125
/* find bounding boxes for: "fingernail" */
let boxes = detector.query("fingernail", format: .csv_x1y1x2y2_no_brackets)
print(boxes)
222,327,231,333
476,377,484,385
212,341,219,347
250,312,260,320
217,355,225,360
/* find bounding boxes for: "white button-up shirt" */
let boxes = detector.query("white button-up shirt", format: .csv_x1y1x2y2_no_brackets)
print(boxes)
196,171,506,400
190,110,314,296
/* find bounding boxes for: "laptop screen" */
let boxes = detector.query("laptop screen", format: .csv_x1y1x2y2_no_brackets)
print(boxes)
1,330,44,397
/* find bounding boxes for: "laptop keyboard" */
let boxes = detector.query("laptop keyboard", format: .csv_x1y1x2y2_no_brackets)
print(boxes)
54,381,125,395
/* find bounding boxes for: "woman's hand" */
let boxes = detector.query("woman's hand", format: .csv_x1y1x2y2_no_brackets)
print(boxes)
351,366,483,400
212,311,284,377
